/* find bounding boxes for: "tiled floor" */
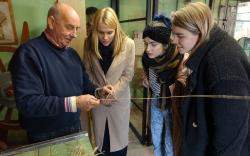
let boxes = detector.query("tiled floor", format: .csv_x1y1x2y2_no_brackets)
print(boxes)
128,129,153,156
128,90,154,156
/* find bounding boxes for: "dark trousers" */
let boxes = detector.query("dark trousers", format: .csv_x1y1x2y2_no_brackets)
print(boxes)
98,120,127,156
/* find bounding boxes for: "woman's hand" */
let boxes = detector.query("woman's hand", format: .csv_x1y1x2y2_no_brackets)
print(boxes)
176,53,190,86
95,85,115,106
142,73,149,88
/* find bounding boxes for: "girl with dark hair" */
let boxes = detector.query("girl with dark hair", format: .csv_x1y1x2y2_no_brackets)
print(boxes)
142,15,183,156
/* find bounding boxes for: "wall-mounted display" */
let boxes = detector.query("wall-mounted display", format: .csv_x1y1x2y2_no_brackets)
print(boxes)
0,0,17,45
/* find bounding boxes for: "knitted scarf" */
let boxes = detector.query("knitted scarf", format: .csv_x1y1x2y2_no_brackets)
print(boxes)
142,43,183,110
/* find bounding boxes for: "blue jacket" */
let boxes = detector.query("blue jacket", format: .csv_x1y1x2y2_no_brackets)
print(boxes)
9,33,96,135
181,26,250,156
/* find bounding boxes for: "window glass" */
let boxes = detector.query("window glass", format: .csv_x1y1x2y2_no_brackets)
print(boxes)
85,0,110,9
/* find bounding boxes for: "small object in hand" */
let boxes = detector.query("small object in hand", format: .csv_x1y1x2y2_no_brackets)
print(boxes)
102,93,115,107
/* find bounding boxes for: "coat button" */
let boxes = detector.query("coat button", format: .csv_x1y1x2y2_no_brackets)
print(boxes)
192,122,198,128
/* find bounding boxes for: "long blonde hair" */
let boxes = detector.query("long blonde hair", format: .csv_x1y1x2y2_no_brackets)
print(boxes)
84,7,127,59
171,2,215,52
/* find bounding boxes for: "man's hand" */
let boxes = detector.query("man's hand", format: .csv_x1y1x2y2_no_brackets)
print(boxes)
76,94,100,111
142,74,149,88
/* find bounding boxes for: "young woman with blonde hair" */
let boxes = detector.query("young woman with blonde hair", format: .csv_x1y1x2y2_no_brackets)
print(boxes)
171,2,250,156
83,7,135,156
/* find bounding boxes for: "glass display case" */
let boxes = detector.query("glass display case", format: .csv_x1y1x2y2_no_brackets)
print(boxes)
0,132,94,156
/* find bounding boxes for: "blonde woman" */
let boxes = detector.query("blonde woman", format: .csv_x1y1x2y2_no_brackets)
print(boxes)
171,2,250,156
83,7,135,156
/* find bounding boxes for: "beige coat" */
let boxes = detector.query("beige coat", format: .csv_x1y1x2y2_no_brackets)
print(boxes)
84,37,135,152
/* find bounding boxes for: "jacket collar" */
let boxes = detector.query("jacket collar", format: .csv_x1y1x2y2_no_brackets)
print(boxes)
185,25,224,73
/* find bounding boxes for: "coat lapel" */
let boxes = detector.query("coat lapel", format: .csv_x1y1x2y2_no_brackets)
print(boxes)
106,48,124,78
90,54,107,86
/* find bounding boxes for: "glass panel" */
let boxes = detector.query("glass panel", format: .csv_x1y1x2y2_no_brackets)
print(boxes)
158,0,207,16
158,0,177,16
118,0,147,144
214,0,238,36
0,132,92,156
85,0,110,8
130,65,144,139
120,20,145,39
119,0,146,21
233,1,250,58
234,2,250,40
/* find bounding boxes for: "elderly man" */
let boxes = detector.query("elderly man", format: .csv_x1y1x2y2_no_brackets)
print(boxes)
9,2,112,143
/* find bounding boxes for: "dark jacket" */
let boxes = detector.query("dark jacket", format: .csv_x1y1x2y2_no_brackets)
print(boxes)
9,33,96,138
181,26,250,156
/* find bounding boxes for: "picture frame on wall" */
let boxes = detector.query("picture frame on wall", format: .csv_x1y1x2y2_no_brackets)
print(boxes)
0,0,17,45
